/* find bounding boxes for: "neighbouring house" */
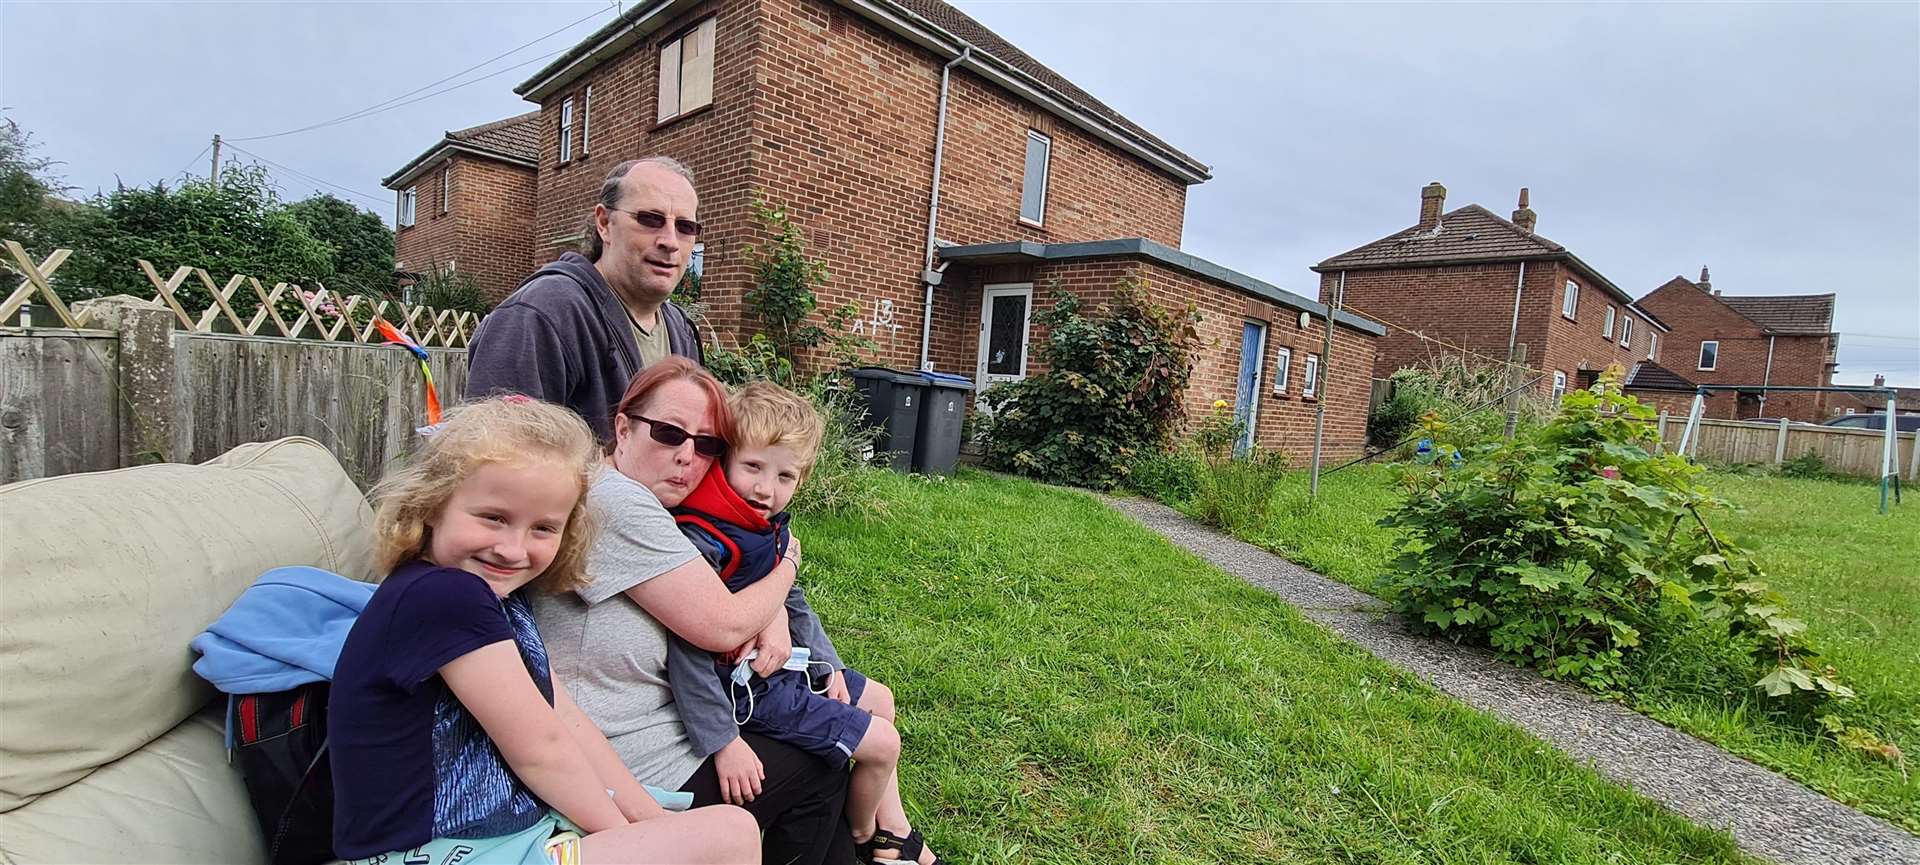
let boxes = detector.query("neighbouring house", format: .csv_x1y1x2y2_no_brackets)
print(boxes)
1635,267,1836,422
505,0,1383,460
1620,361,1700,417
381,112,541,305
1824,375,1919,418
1313,184,1669,403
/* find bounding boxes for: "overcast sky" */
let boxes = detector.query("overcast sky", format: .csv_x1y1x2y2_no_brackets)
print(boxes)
4,1,1915,385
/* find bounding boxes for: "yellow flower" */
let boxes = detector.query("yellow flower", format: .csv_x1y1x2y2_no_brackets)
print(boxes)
1212,399,1230,409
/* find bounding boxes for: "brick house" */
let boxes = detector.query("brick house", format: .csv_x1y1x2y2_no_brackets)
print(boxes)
505,0,1383,460
381,112,540,305
1828,375,1920,417
1635,268,1836,421
1313,184,1669,403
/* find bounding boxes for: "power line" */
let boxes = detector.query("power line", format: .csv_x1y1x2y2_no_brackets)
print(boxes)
171,142,212,182
222,142,389,208
229,6,611,142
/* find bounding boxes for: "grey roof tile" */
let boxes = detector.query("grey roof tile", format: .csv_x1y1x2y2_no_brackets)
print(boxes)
1718,294,1834,336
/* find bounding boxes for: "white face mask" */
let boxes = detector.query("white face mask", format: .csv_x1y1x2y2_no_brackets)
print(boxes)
727,647,835,725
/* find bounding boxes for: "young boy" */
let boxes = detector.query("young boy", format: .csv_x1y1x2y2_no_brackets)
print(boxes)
666,381,940,865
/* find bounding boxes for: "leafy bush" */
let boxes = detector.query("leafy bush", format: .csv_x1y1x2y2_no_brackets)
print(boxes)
1379,367,1853,719
787,378,888,519
1125,446,1204,506
980,280,1201,489
737,197,873,383
1778,451,1833,480
411,268,490,315
1368,355,1553,451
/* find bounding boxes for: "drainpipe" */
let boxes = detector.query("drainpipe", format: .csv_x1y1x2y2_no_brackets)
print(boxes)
1503,261,1528,438
1758,334,1776,415
918,44,972,373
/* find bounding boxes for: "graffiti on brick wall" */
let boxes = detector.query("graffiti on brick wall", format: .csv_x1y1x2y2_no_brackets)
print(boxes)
849,298,903,348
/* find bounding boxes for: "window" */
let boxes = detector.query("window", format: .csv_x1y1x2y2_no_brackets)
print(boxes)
690,242,704,278
1303,353,1321,398
397,187,416,227
1602,306,1615,338
657,18,716,123
1273,346,1292,394
559,98,574,163
1647,332,1658,360
1552,371,1568,400
581,86,592,155
1698,340,1718,371
1020,130,1051,225
440,166,450,214
1561,280,1579,319
1619,316,1634,349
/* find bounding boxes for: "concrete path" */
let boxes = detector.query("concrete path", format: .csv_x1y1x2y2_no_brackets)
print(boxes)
1097,493,1920,865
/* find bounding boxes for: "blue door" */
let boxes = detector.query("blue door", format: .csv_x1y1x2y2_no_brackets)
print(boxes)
1233,321,1266,457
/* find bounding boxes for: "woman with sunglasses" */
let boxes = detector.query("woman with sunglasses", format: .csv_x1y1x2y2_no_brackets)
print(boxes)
530,357,857,865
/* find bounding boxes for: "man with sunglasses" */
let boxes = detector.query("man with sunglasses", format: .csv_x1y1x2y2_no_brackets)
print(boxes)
467,156,708,441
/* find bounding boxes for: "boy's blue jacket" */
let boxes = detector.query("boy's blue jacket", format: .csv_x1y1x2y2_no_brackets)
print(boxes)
190,565,375,694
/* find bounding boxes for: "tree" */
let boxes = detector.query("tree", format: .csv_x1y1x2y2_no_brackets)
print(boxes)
286,194,394,297
0,116,67,254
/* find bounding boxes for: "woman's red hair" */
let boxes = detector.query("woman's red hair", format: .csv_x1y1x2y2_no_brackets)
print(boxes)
609,356,733,453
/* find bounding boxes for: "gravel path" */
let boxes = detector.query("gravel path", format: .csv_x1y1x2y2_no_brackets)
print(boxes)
1097,493,1920,865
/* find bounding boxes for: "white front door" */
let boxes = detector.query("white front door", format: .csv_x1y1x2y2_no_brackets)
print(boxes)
976,283,1034,392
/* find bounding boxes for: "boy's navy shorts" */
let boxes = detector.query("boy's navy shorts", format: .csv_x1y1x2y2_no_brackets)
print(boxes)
734,666,871,767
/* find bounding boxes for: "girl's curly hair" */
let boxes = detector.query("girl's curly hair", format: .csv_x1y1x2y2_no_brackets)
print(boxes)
369,396,602,593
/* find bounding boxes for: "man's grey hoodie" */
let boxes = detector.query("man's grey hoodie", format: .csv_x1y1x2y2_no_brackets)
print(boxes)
466,251,703,441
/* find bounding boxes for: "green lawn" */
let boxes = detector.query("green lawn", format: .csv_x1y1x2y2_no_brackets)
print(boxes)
1203,463,1920,832
795,471,1747,864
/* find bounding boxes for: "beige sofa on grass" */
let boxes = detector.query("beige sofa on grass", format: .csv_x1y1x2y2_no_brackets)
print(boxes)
0,437,373,864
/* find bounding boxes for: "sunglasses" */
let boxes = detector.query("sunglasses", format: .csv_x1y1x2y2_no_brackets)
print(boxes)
613,208,703,238
626,413,726,458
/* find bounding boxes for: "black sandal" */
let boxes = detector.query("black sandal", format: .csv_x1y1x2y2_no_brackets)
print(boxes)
856,827,943,865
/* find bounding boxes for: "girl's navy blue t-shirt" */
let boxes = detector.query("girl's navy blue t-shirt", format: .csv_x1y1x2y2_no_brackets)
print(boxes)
328,560,555,857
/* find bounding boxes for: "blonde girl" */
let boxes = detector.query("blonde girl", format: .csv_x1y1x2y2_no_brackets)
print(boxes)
329,395,757,865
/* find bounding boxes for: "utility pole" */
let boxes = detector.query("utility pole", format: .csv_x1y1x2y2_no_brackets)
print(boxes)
1309,271,1344,499
210,134,222,190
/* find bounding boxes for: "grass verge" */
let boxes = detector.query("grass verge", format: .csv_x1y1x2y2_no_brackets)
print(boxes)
1185,462,1919,832
797,470,1747,863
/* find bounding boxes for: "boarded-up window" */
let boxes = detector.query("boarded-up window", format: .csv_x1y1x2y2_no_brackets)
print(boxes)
1020,130,1050,224
658,18,716,123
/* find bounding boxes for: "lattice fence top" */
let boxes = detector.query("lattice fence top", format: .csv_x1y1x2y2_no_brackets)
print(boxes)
1,241,480,348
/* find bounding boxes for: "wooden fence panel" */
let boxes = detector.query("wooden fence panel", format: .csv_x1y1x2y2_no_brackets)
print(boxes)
171,333,467,488
0,329,119,484
1655,415,1917,479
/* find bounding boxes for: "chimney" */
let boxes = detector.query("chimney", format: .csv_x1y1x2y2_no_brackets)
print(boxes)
1419,182,1446,228
1875,374,1887,388
1699,265,1715,296
1511,187,1537,234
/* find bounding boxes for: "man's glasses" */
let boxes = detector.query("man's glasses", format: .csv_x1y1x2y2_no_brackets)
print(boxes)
613,208,703,238
626,414,726,458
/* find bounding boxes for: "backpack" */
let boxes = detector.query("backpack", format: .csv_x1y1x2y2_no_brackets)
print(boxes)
229,682,334,865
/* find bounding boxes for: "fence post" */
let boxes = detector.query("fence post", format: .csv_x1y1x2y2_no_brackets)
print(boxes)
1908,430,1919,481
73,295,175,467
1773,417,1790,465
1656,411,1668,452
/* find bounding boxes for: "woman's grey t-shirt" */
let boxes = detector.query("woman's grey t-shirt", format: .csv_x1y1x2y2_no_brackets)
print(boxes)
530,469,707,789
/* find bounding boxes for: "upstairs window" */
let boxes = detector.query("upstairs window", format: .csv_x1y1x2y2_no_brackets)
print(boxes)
1561,280,1579,319
658,18,716,124
1648,332,1658,360
440,166,450,214
1619,316,1634,349
1602,305,1615,338
397,187,416,227
581,86,592,155
559,98,574,163
1698,340,1719,371
1020,130,1051,225
1273,345,1292,394
1303,353,1321,398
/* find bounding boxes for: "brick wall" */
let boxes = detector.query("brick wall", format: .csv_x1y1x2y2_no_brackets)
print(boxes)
1318,261,1655,396
391,155,537,305
1637,278,1833,421
526,0,1191,373
967,257,1376,464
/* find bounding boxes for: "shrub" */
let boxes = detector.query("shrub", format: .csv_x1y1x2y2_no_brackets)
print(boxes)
1368,355,1553,452
787,378,887,519
1378,367,1852,718
1125,446,1204,506
980,280,1201,489
1778,451,1833,480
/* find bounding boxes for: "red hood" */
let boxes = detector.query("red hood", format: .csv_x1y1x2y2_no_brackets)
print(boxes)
678,463,772,531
